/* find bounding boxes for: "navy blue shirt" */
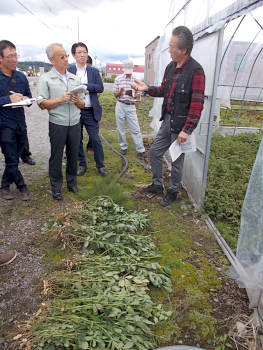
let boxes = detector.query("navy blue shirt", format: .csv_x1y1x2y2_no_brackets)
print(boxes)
0,70,32,131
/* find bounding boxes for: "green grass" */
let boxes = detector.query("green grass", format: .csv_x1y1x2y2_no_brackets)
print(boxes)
219,100,263,128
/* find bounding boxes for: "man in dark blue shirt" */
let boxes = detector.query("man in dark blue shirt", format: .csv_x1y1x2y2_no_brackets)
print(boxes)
0,40,32,201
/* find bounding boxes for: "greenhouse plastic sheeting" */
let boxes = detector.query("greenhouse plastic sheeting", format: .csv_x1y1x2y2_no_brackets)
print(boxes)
219,7,263,102
236,136,263,274
225,137,263,328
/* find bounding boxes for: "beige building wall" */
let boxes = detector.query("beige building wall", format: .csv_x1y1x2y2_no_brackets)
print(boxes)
145,36,160,84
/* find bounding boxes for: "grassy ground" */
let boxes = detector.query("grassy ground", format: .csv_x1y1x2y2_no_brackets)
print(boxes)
1,92,253,349
219,100,263,128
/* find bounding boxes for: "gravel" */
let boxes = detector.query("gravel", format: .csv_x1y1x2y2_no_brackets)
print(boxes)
0,78,69,347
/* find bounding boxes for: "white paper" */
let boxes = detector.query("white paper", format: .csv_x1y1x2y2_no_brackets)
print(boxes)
3,98,36,108
69,85,88,94
169,134,197,162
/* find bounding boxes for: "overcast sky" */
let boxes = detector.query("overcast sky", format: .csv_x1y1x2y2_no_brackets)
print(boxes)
0,0,172,66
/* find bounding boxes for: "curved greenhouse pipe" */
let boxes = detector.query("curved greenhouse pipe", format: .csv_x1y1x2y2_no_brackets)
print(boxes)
219,15,245,73
234,45,263,134
230,28,261,98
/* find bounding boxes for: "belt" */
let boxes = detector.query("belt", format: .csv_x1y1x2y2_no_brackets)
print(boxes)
82,106,93,110
118,100,135,106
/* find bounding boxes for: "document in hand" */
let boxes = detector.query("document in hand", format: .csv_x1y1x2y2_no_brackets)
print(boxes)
69,85,88,94
169,134,197,162
3,98,36,108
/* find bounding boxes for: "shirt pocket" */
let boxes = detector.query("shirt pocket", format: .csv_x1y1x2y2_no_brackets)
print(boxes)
48,83,66,99
177,88,190,103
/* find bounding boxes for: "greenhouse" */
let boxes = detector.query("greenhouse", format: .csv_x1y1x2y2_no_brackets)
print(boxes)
148,0,263,344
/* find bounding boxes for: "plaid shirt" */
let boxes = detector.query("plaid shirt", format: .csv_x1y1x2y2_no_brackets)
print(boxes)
113,74,141,102
148,57,205,134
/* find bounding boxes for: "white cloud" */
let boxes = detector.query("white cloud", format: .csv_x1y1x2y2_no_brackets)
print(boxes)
0,0,171,65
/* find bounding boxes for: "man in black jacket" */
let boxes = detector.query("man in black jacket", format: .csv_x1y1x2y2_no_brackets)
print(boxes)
131,26,205,207
0,40,31,201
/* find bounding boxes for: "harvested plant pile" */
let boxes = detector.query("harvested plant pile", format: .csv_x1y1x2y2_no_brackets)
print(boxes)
29,197,172,350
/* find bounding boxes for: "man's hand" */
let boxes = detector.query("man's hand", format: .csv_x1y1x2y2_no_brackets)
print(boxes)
70,93,80,104
71,93,85,109
114,87,125,98
177,131,189,145
60,92,71,103
10,93,23,103
130,79,148,92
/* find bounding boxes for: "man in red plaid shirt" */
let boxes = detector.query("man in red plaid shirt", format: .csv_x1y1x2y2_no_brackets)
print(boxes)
131,26,205,206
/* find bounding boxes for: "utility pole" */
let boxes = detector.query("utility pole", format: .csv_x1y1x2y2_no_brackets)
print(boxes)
77,17,79,42
94,52,97,66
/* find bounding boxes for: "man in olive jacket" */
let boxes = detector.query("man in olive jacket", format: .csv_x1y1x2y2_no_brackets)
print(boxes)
37,43,85,200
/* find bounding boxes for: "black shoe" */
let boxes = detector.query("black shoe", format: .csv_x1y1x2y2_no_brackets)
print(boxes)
68,186,81,194
120,149,127,155
139,183,164,196
137,152,147,159
160,190,177,207
0,187,15,200
77,166,86,176
20,189,30,201
98,167,109,177
52,192,62,200
22,156,36,165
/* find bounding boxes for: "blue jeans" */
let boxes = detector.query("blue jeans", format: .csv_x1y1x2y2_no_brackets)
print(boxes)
1,126,27,191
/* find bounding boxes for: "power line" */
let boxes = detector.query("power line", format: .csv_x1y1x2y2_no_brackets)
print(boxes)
15,0,72,45
61,0,89,15
39,0,71,30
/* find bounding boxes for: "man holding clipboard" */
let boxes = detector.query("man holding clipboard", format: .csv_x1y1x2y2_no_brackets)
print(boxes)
0,40,31,201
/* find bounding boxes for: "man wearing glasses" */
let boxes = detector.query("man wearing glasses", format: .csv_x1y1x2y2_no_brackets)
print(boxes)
68,42,108,177
37,43,85,200
0,40,31,201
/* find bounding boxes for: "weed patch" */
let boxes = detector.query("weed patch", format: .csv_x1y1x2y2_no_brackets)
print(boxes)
204,132,262,248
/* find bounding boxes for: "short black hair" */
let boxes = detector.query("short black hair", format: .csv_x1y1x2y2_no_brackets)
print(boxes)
0,40,16,57
172,26,193,55
86,55,92,65
71,42,88,55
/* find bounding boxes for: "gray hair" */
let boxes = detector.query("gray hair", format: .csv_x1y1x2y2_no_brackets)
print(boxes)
172,26,193,55
46,43,63,58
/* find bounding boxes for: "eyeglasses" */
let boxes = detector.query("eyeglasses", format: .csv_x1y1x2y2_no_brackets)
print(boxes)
75,51,88,55
55,54,69,60
3,54,20,59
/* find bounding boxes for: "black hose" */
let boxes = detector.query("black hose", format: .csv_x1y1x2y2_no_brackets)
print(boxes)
100,133,129,189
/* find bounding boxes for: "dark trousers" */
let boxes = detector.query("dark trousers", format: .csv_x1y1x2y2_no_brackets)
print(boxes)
1,126,27,191
78,109,104,169
21,136,32,160
49,121,81,194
